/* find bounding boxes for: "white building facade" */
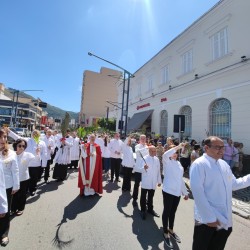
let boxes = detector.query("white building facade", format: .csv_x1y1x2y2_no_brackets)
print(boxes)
118,0,250,151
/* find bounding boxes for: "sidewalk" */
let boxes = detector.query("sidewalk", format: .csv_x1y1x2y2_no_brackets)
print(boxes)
183,174,250,219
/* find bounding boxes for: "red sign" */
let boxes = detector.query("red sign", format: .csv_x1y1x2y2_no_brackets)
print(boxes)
161,97,167,102
40,116,47,125
137,103,150,110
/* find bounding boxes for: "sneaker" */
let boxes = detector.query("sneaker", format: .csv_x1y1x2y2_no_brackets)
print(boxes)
163,234,173,248
169,231,181,243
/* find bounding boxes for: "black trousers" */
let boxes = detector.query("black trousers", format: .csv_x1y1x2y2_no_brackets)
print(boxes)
162,191,181,233
11,179,29,212
0,188,12,239
110,158,121,181
180,157,190,172
51,147,58,164
192,224,232,250
132,172,141,201
122,166,133,191
70,160,79,168
29,166,41,193
140,188,155,212
44,160,51,181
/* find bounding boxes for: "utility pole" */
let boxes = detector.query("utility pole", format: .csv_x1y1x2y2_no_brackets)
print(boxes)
88,52,134,137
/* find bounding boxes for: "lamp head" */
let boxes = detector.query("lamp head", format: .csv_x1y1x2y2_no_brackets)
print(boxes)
88,52,93,56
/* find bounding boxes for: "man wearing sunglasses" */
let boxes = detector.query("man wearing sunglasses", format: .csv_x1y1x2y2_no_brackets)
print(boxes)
190,136,250,250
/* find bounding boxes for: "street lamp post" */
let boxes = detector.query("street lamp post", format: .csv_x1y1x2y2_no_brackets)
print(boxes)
88,52,134,137
9,89,43,127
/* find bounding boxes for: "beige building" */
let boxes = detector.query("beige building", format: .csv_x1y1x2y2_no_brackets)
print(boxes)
118,0,250,151
80,67,122,126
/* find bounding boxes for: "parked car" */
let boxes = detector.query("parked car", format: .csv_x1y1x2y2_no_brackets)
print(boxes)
7,127,17,143
15,127,31,137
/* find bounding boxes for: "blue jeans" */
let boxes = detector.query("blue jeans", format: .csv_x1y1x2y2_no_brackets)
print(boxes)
224,159,233,169
103,158,111,173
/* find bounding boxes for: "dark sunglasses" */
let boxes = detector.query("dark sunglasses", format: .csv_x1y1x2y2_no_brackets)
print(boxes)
17,144,26,148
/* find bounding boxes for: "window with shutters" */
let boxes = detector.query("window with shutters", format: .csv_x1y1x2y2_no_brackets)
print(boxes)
182,49,193,74
211,27,228,61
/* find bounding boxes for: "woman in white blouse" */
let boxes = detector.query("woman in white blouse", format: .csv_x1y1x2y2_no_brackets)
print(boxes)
11,139,40,216
0,161,7,219
162,143,189,249
121,137,135,191
0,128,19,247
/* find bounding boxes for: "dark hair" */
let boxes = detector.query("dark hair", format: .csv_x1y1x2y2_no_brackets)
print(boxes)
0,129,9,156
194,144,201,150
13,139,27,151
104,136,108,147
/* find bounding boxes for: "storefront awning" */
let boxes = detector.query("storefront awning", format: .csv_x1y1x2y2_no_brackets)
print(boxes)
127,110,153,131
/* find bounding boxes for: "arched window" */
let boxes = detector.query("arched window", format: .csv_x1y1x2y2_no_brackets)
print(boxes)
209,98,231,138
179,106,192,137
160,110,168,136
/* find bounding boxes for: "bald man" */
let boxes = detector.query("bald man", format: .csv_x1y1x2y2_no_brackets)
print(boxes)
140,146,162,220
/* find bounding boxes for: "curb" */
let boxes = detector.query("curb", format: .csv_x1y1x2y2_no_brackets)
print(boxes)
232,206,250,219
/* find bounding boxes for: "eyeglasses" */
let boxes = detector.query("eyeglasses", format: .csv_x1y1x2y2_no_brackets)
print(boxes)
17,144,26,148
209,145,225,150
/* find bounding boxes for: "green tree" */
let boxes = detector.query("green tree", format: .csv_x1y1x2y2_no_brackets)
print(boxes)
97,118,116,131
61,112,70,137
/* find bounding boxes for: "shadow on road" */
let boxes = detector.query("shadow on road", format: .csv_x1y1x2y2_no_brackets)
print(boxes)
103,181,121,193
131,208,164,250
52,194,101,249
117,191,133,218
26,180,63,204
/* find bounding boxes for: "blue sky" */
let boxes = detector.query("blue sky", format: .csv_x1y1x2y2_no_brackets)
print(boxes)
0,0,219,112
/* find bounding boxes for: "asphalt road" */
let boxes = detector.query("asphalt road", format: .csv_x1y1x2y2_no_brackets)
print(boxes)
7,167,250,250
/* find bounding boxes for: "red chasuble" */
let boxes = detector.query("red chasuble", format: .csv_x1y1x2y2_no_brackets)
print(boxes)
78,143,103,195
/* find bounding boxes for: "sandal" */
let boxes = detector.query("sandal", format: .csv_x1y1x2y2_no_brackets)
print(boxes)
16,211,23,216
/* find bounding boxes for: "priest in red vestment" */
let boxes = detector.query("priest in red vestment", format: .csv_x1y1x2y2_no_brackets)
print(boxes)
78,134,103,196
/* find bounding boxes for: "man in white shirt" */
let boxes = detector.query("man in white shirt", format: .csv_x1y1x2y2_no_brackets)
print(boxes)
190,136,250,250
140,146,161,220
132,134,148,207
42,129,54,183
108,132,123,182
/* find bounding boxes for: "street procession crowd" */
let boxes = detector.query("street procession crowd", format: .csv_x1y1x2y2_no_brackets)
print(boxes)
1,126,250,249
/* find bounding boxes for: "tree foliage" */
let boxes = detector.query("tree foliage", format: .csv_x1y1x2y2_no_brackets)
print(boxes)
61,112,70,137
97,118,116,131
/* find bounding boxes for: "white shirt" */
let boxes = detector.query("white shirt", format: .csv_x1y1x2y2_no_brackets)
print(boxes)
133,143,148,173
121,144,135,168
190,153,250,230
109,138,123,159
102,144,111,158
54,140,72,165
0,150,19,190
16,152,39,181
42,136,55,160
95,137,104,153
162,148,188,197
70,137,80,161
140,155,162,190
8,130,47,167
0,161,7,214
